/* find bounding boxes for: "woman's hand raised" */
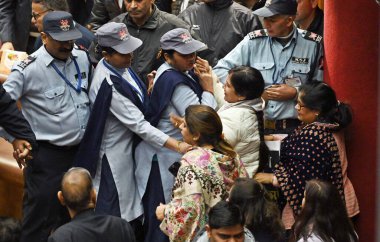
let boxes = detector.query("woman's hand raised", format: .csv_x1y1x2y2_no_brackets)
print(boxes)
194,57,214,95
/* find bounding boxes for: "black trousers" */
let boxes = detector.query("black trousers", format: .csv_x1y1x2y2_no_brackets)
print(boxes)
20,142,78,242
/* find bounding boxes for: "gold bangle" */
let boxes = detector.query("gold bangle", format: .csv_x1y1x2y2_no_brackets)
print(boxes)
177,141,182,153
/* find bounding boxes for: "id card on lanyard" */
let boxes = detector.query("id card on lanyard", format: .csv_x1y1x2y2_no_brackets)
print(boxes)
51,58,82,93
269,36,297,85
284,75,302,87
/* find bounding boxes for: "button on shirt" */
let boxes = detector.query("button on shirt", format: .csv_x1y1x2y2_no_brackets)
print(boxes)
213,27,323,120
3,46,91,146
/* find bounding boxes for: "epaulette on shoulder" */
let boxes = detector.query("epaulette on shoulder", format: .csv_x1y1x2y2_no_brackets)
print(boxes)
17,56,36,70
299,29,323,43
248,29,268,40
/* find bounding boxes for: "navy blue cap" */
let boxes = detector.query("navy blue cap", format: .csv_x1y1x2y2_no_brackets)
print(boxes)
96,22,142,54
253,0,297,17
160,28,206,55
43,11,82,41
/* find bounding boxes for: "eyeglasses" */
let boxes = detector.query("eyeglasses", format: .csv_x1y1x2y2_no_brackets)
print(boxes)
32,9,52,21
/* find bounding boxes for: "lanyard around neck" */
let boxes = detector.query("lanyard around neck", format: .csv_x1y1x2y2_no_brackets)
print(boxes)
269,32,297,84
103,60,144,103
51,58,82,93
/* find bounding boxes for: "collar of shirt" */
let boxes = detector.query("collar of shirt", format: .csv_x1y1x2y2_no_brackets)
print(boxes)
103,61,144,101
112,65,127,76
269,24,298,48
40,45,78,67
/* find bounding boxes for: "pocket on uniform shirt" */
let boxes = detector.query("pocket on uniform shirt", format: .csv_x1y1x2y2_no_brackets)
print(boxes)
44,86,66,114
252,62,275,84
287,63,311,83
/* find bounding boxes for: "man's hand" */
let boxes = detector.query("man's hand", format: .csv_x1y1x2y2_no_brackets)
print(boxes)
11,139,33,169
0,42,15,51
263,84,297,101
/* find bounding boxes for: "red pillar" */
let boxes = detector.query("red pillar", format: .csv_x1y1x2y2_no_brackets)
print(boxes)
324,1,379,241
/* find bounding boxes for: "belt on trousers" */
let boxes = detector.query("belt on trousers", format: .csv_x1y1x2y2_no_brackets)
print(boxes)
264,119,300,130
37,141,80,151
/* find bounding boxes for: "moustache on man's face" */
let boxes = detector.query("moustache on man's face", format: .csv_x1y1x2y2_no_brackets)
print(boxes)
59,46,74,53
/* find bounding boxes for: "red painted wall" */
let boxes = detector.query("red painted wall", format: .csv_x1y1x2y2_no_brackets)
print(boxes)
324,1,379,241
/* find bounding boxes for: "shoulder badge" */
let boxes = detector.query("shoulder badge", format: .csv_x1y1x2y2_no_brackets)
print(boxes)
300,30,323,43
248,29,268,40
17,56,36,70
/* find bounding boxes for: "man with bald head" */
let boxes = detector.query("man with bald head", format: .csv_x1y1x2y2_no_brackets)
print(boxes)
48,167,136,242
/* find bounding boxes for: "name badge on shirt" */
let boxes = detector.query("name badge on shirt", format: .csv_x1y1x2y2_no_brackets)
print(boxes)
75,72,87,80
284,76,301,87
291,57,309,65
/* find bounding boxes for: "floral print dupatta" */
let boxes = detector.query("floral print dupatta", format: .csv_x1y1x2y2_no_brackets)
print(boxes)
160,147,248,241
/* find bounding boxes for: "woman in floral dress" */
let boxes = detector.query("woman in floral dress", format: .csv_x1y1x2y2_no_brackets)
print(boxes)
156,105,248,241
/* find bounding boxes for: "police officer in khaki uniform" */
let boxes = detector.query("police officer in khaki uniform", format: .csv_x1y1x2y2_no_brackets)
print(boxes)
3,11,92,242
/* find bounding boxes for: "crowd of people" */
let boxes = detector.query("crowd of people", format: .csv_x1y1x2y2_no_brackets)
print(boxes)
0,0,360,241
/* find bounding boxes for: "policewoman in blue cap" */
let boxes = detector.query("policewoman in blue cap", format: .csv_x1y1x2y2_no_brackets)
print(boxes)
134,28,218,242
3,11,92,242
74,22,190,239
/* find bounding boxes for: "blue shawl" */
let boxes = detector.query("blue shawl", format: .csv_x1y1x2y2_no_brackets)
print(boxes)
146,69,203,127
74,67,147,177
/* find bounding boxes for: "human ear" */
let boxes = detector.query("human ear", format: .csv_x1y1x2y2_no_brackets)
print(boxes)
57,191,66,206
41,32,48,45
192,132,201,142
90,188,97,206
102,51,109,59
163,53,172,64
205,225,212,238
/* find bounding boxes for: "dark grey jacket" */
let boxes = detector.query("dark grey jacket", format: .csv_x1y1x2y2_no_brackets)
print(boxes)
0,0,31,51
112,5,191,84
89,0,126,30
179,0,262,66
0,84,36,148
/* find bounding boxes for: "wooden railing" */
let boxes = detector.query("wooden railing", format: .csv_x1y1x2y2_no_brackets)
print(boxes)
0,138,23,219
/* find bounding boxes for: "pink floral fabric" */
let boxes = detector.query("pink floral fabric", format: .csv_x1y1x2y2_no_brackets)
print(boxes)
160,147,248,241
